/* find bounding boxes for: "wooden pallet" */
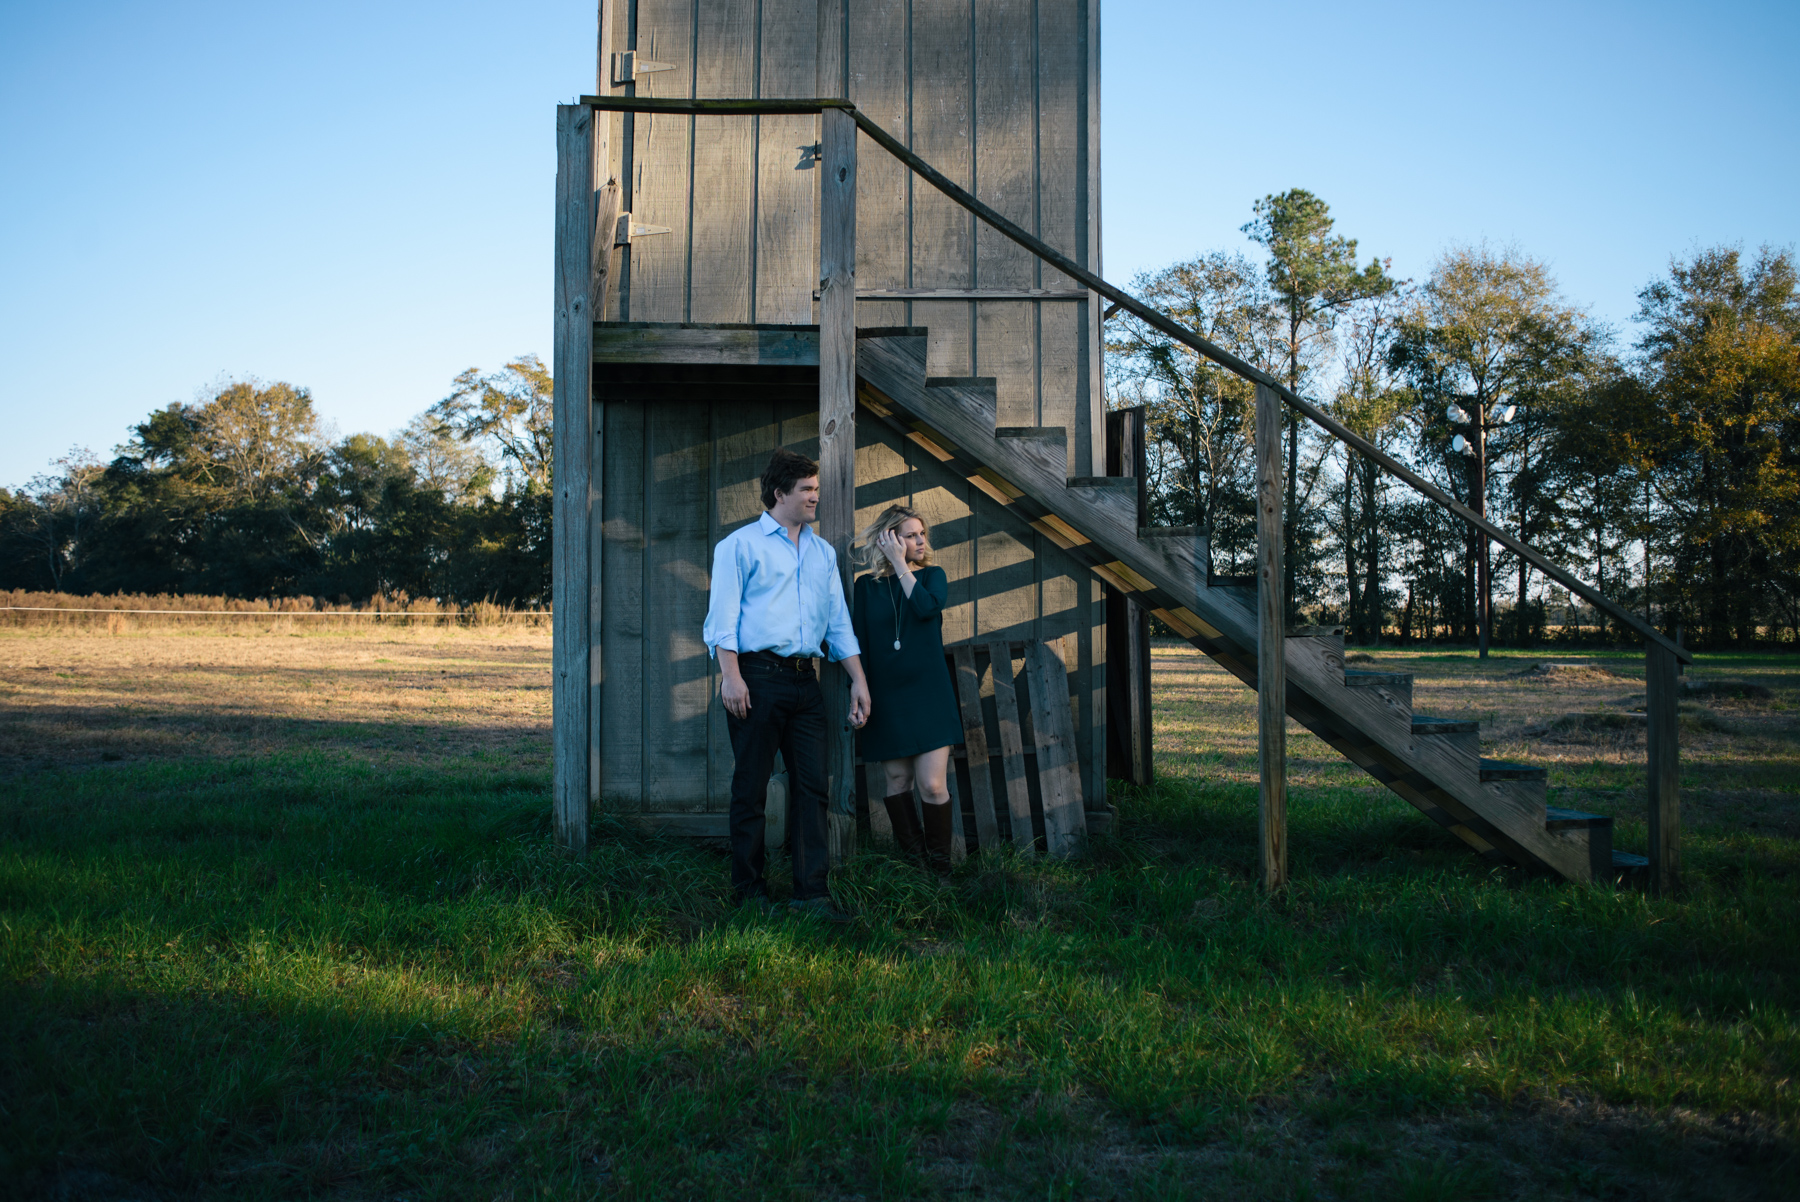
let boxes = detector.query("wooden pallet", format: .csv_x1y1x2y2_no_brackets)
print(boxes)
859,638,1088,859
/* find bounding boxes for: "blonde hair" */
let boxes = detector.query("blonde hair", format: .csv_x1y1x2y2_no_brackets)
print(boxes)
853,504,932,576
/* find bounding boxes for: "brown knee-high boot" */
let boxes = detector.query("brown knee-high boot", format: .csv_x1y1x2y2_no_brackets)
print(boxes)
882,792,925,861
920,800,954,878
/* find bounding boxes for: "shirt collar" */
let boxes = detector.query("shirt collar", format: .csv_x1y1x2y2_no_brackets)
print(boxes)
758,510,814,544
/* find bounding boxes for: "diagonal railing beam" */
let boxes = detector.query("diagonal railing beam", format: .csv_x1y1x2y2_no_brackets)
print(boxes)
842,109,1689,666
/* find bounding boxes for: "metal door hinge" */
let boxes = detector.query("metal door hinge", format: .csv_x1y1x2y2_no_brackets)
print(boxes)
612,51,675,84
614,212,671,245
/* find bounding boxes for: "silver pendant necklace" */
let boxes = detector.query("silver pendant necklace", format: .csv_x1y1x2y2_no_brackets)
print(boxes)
889,573,902,650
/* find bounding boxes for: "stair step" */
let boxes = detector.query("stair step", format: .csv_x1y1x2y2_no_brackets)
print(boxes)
1545,806,1611,830
1480,758,1547,782
1066,475,1135,495
994,425,1068,481
1345,669,1412,689
925,375,996,391
1610,850,1650,871
1413,715,1479,735
1063,478,1139,537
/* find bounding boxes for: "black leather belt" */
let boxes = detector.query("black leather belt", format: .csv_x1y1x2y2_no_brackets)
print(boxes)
740,649,819,673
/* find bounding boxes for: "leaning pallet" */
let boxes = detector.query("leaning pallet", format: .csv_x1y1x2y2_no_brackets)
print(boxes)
860,638,1088,860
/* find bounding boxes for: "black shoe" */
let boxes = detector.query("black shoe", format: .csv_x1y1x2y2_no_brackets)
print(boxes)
787,896,853,924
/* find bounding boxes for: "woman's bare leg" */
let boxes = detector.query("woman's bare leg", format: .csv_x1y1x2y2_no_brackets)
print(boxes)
913,746,951,806
881,758,915,798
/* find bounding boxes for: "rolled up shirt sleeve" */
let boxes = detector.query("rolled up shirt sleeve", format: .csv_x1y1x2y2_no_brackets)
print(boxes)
821,553,862,662
702,536,743,657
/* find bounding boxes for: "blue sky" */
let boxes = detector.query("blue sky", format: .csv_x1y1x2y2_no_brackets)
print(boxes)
2,0,1794,490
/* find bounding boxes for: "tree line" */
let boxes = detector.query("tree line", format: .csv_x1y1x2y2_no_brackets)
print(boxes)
6,201,1796,647
1107,193,1799,650
0,358,558,607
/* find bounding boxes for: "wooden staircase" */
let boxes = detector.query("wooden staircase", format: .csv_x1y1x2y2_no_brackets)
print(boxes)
854,327,1643,883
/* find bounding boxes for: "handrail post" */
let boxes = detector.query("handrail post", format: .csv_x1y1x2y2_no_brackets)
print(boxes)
1256,383,1287,890
818,105,858,865
1646,641,1680,893
552,104,596,857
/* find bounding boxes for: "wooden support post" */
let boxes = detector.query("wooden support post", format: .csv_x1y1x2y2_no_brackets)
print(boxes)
552,104,597,857
818,105,858,865
1255,383,1287,891
1103,406,1153,787
1646,641,1680,894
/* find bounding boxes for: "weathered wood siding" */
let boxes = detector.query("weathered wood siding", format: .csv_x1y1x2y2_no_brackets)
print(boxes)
593,364,1106,815
597,0,1103,472
590,0,1107,818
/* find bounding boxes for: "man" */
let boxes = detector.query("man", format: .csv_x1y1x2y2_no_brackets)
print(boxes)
703,447,872,921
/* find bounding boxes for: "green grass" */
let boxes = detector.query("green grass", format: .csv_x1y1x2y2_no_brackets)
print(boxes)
3,659,1798,1198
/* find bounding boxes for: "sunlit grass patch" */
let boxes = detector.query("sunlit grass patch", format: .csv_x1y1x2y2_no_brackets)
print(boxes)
1,632,1796,1197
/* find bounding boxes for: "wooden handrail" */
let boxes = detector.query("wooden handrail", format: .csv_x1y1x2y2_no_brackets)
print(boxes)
580,96,852,115
842,106,1691,665
574,93,1689,665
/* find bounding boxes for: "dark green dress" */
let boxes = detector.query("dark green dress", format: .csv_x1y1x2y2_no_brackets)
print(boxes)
852,566,965,761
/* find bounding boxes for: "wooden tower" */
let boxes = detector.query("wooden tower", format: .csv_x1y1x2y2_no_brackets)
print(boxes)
553,0,1110,852
553,3,1686,888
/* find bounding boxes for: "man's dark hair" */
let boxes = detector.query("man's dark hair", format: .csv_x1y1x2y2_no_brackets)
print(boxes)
760,447,820,509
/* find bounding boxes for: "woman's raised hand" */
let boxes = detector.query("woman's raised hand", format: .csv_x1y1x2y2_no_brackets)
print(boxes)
876,528,907,567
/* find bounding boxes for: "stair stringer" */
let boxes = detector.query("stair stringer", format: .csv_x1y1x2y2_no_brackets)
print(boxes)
855,331,1598,882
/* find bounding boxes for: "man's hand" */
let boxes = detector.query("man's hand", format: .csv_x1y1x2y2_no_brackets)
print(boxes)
718,649,751,719
841,654,872,728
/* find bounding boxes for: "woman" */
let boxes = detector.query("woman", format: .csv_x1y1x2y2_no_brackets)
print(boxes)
851,504,965,877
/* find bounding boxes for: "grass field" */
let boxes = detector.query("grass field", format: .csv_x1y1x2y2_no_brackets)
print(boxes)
2,625,1796,1200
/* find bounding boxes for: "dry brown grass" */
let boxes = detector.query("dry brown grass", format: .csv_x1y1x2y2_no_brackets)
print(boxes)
0,624,553,778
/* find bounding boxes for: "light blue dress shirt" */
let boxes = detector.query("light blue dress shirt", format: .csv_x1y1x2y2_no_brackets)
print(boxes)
703,511,862,662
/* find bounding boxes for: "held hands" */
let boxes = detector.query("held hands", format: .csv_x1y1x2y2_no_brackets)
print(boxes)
849,677,871,728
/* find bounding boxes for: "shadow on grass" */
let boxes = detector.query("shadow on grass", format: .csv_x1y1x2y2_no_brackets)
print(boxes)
2,754,1796,1198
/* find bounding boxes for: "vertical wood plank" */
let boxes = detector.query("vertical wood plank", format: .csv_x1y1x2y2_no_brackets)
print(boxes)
952,645,1003,853
1027,639,1086,855
690,0,756,323
1039,0,1090,473
911,0,974,375
753,0,820,323
600,400,646,809
819,104,859,863
1081,0,1105,477
644,401,714,809
1647,642,1680,894
628,0,695,321
974,0,1038,429
866,760,894,844
816,0,846,97
1255,382,1287,891
553,105,596,855
987,641,1034,852
588,381,606,806
843,0,909,330
591,179,622,321
943,763,968,864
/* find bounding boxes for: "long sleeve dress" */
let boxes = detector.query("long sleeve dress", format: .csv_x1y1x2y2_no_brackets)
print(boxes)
851,565,965,762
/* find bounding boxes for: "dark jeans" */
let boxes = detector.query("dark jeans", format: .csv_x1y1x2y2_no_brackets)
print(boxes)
726,656,831,901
